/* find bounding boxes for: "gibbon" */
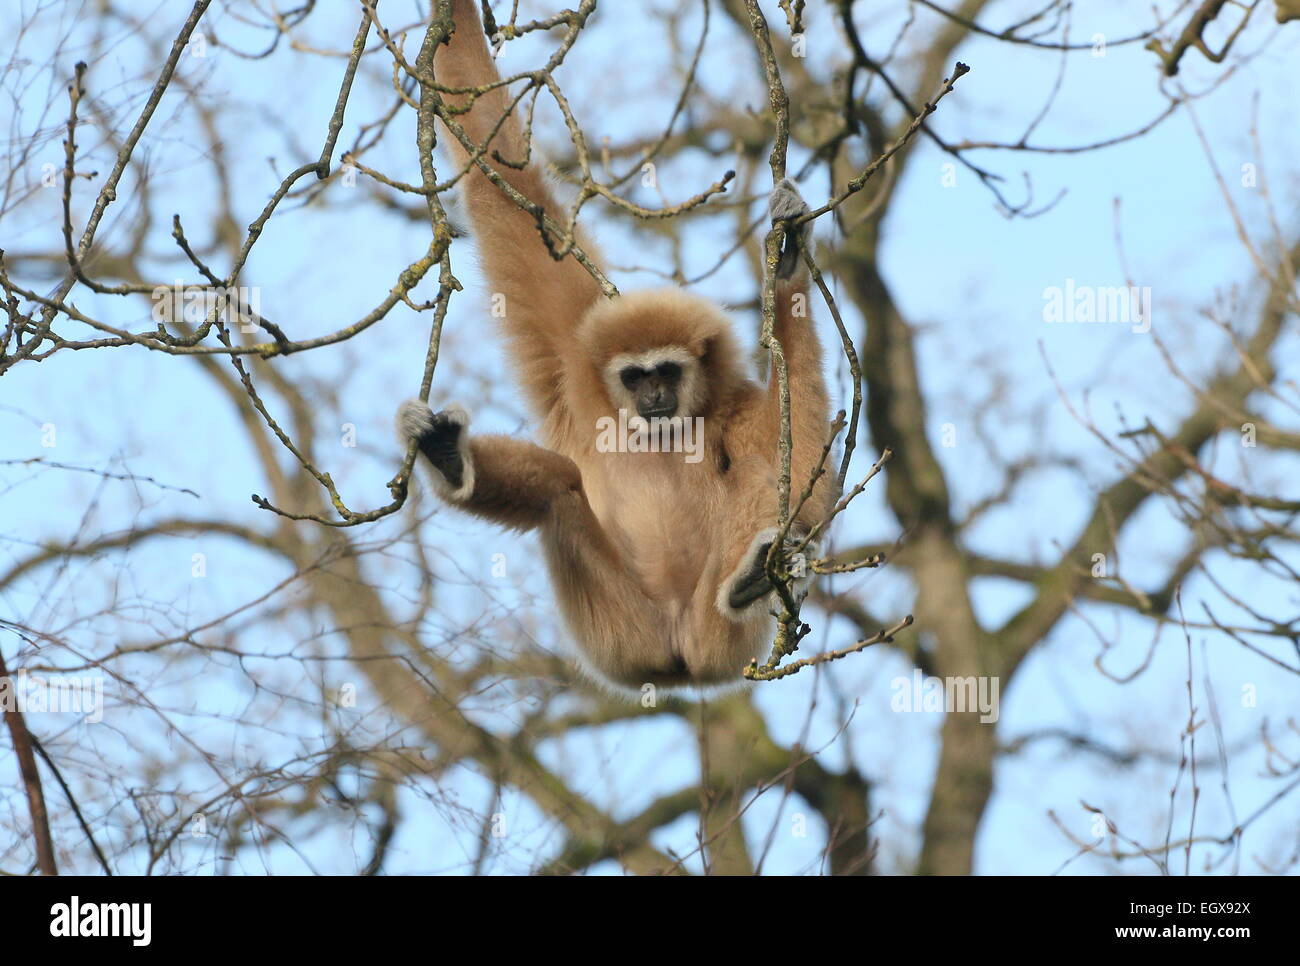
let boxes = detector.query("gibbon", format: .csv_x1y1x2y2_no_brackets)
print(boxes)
398,0,834,688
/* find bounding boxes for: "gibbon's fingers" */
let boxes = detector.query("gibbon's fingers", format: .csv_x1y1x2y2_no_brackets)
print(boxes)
768,177,811,281
397,399,474,501
768,177,808,222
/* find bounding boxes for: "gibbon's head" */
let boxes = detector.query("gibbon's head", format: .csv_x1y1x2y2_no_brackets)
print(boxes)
580,288,747,420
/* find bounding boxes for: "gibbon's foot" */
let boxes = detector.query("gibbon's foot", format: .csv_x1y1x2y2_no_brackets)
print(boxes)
728,547,776,609
768,177,810,280
724,527,814,611
397,399,472,497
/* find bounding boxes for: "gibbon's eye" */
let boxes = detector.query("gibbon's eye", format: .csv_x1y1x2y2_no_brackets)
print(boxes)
620,366,645,389
656,361,682,384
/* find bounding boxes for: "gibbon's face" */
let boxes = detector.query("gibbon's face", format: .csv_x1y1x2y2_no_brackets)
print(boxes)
603,347,705,420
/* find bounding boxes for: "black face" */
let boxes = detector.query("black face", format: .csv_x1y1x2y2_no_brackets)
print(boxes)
620,360,683,419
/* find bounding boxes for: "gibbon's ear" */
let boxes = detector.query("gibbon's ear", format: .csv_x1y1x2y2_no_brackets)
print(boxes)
697,329,748,408
397,399,476,502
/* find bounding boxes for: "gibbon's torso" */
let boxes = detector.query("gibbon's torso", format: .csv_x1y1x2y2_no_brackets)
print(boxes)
576,428,734,611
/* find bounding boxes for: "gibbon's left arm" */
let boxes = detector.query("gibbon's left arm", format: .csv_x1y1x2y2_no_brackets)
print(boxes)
719,181,833,610
764,179,834,529
712,182,832,611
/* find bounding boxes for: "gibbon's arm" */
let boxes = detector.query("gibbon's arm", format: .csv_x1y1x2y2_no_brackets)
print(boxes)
435,0,604,425
399,400,582,529
765,180,833,527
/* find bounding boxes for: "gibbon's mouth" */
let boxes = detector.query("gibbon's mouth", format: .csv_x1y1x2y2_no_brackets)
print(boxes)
637,406,679,420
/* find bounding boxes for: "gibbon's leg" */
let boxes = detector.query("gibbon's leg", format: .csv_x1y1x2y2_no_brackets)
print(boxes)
541,510,683,688
679,456,789,678
434,0,604,423
707,454,816,624
399,401,669,682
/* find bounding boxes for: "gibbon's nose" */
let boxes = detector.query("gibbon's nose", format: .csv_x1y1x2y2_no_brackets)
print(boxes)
638,385,676,417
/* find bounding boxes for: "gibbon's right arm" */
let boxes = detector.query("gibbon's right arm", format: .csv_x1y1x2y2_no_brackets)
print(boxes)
434,0,604,424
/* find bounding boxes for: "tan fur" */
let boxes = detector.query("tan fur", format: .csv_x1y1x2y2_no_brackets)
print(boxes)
418,0,835,688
